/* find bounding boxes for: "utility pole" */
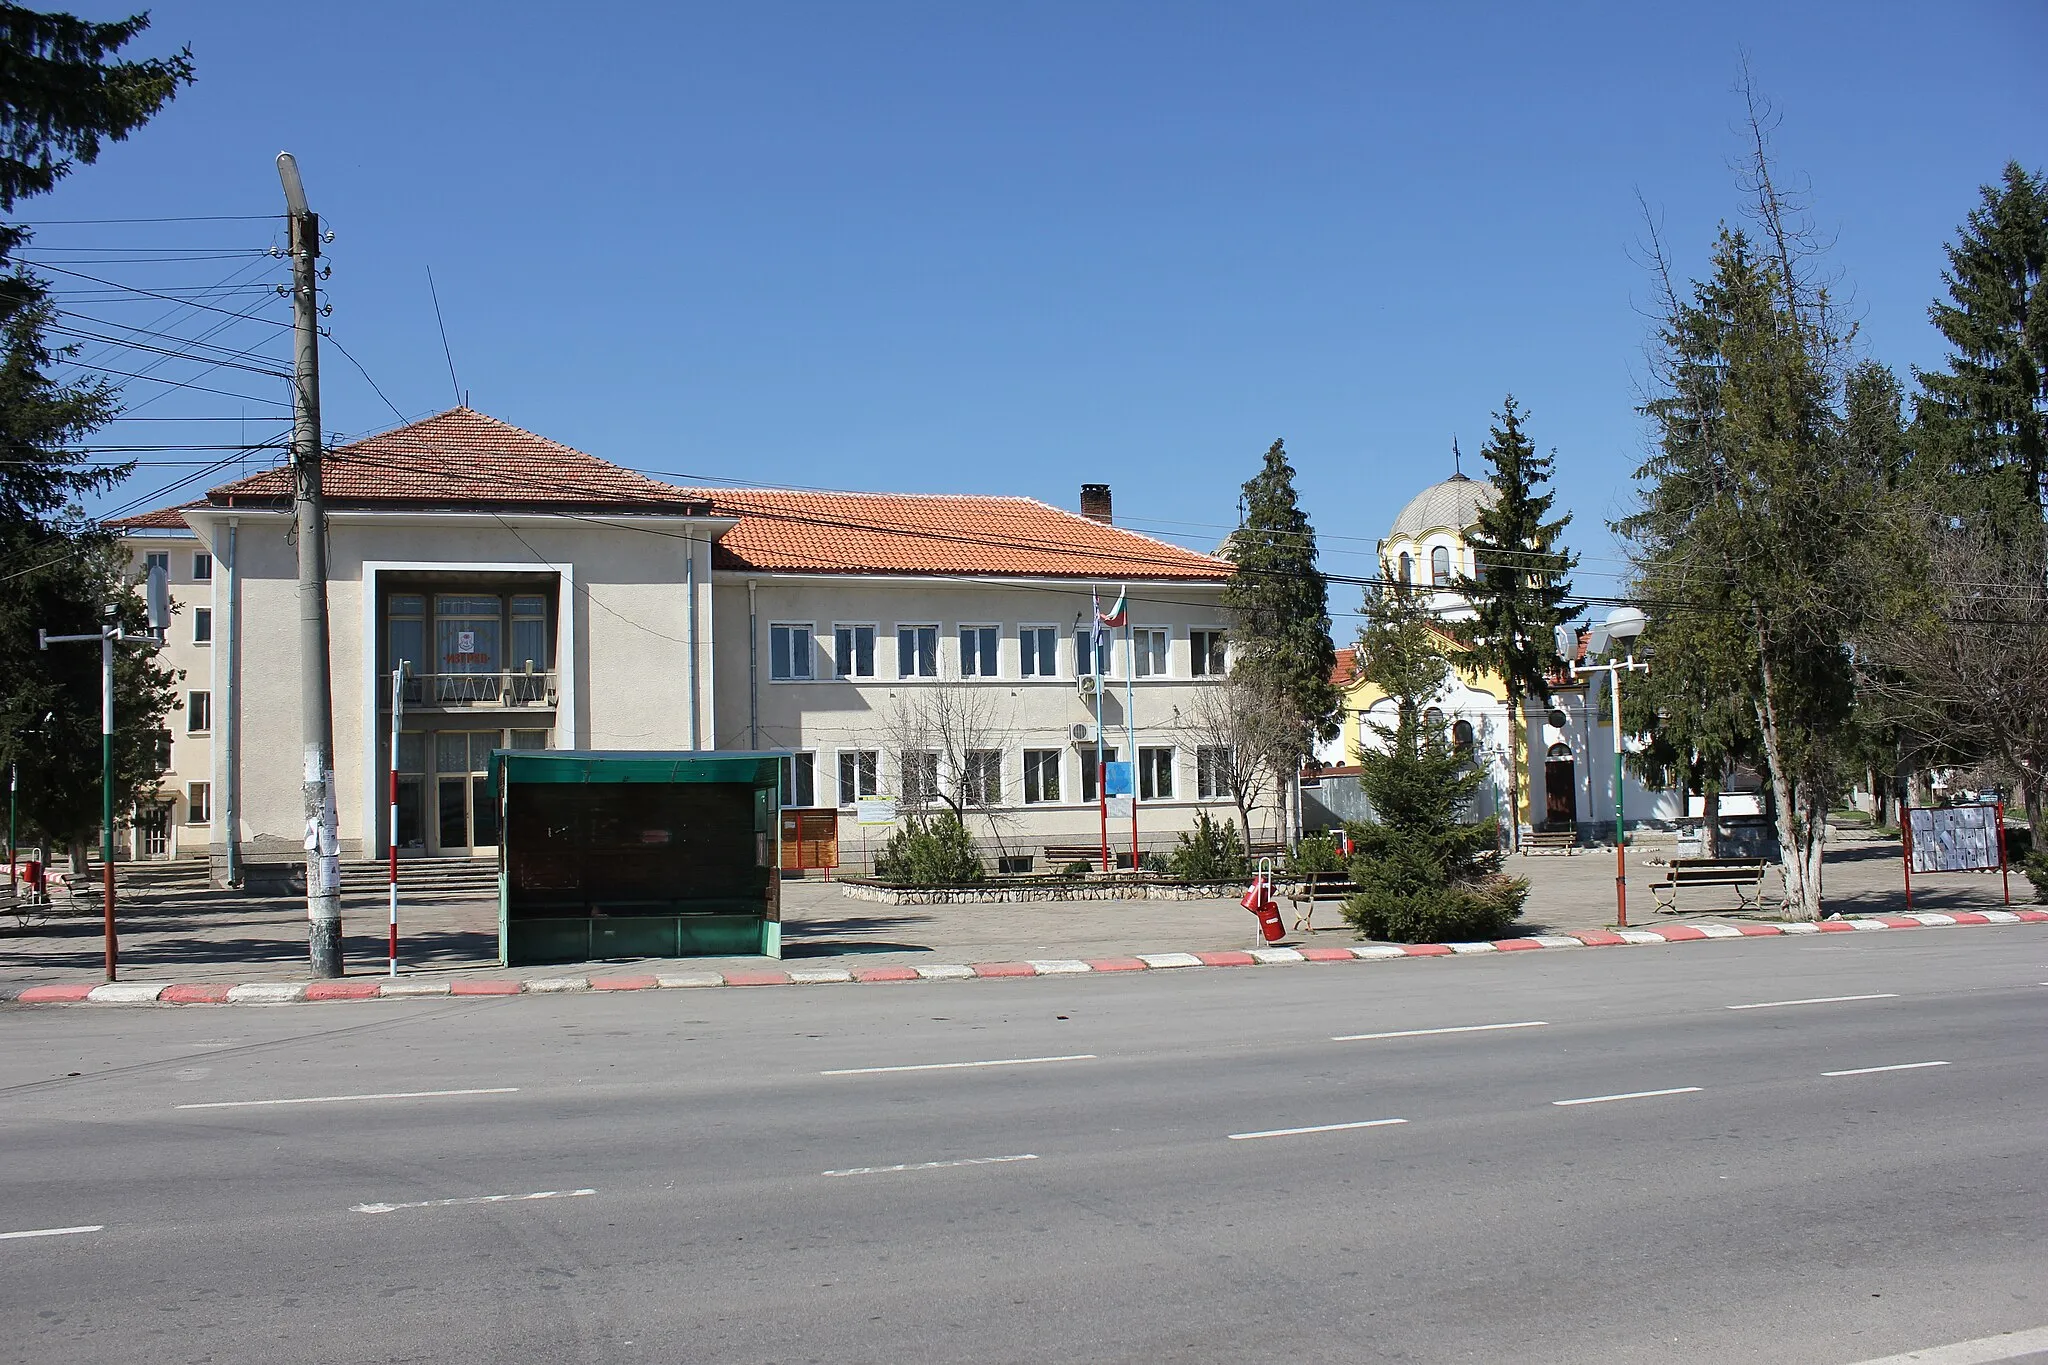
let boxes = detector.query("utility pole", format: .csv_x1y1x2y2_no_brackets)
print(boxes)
278,151,342,977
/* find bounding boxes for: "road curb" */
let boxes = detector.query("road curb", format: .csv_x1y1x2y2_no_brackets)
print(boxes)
9,909,2044,1007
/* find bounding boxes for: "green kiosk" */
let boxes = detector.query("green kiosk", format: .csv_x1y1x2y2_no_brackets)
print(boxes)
492,749,787,966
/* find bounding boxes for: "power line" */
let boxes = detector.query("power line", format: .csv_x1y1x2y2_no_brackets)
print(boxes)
8,213,279,225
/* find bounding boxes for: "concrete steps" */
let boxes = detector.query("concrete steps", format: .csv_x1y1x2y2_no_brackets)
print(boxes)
341,858,497,898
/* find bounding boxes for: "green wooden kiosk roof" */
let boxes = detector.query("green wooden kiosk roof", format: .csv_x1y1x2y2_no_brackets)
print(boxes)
492,750,787,787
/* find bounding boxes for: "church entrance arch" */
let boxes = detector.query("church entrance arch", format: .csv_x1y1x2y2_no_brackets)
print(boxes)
1543,742,1577,828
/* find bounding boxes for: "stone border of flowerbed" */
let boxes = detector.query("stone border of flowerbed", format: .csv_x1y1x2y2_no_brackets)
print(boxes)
837,876,1252,904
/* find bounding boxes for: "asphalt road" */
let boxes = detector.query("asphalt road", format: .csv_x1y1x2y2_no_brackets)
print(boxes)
1,929,2043,1364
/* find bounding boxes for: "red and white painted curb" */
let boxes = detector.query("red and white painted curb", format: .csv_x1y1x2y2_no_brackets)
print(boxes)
6,910,2043,1006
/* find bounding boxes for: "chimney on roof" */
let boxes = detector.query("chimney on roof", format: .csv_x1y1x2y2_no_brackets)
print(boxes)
1080,483,1112,524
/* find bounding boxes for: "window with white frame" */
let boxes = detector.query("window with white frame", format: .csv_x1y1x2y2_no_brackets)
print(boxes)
770,624,814,681
186,781,211,825
959,625,998,678
779,751,817,807
1022,749,1062,803
837,750,878,805
144,551,169,580
150,730,171,772
1138,746,1174,800
186,690,211,734
1132,627,1168,677
1431,544,1453,587
193,606,212,644
897,625,938,678
1079,746,1118,803
192,551,212,582
900,750,940,803
1074,627,1111,677
1196,745,1232,799
1019,626,1058,678
1190,630,1227,676
961,749,1002,806
834,624,876,679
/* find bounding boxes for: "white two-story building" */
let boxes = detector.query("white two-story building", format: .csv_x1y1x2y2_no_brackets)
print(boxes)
111,408,1243,883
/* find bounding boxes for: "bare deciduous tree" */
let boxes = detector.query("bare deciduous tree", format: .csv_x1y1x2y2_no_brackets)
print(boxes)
1174,673,1288,848
880,683,1020,850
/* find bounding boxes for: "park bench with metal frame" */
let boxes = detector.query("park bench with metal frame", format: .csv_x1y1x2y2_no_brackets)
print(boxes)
1651,857,1775,913
1521,828,1579,856
1285,869,1359,932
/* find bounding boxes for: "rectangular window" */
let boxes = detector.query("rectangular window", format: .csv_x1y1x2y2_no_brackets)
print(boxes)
1191,630,1227,677
959,625,998,678
961,749,1002,806
508,729,548,751
770,624,814,681
186,690,211,734
1139,746,1174,800
780,752,817,807
897,625,938,678
1079,746,1119,804
1196,745,1232,799
436,594,501,702
144,551,169,579
1075,628,1111,677
834,625,876,679
1020,626,1058,678
151,730,172,772
192,552,212,582
901,750,940,803
510,594,549,674
193,606,212,644
1133,628,1168,678
186,781,211,825
837,750,879,805
397,732,426,773
1023,749,1062,804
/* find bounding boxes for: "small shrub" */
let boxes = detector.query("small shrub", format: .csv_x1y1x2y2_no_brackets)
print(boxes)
1060,859,1093,879
2003,824,2034,864
1169,811,1249,882
2024,851,2048,905
1342,872,1528,944
1287,834,1345,875
872,813,985,885
1140,851,1170,874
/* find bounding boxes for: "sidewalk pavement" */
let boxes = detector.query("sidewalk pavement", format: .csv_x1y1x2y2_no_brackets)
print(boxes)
1,831,2029,993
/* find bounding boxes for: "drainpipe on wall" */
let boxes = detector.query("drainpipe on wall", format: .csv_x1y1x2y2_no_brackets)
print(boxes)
222,518,242,886
746,578,759,750
686,531,701,750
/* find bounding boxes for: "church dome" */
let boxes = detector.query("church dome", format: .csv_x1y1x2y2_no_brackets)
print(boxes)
1388,473,1498,542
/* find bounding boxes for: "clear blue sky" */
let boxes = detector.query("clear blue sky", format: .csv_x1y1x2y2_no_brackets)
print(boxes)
25,1,2047,626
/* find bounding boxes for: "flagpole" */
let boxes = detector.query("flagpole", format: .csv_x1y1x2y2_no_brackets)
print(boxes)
1124,596,1137,872
1094,587,1107,874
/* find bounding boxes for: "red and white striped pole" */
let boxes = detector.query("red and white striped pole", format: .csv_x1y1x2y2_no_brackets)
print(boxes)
388,664,403,975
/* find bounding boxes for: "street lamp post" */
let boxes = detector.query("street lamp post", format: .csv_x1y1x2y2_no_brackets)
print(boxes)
39,564,170,980
1567,608,1648,928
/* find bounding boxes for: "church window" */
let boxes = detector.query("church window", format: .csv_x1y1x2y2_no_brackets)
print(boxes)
1397,551,1413,584
1431,545,1452,587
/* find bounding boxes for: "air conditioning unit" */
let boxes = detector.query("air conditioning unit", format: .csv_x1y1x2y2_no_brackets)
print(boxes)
1077,674,1100,698
1069,722,1093,745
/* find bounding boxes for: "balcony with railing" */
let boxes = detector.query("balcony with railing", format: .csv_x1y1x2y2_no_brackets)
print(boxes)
384,667,557,710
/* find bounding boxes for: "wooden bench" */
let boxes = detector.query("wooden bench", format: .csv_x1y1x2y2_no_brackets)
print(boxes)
1521,828,1579,856
1651,857,1774,913
1283,870,1358,932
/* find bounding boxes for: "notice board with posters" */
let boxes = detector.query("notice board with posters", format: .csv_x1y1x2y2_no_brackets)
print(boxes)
1906,804,2001,874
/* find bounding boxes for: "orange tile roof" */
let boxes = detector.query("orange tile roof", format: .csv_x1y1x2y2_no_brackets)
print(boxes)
106,503,196,530
204,408,712,514
1330,646,1359,687
689,488,1231,581
106,408,1232,582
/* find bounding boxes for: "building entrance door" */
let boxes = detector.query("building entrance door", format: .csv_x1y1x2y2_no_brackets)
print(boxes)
434,731,501,857
135,804,171,859
1544,745,1577,828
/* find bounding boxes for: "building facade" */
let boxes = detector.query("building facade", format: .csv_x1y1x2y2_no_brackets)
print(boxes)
112,408,1241,882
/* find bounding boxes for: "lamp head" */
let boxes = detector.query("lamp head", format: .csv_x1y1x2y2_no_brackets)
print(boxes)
1604,606,1647,643
276,152,308,216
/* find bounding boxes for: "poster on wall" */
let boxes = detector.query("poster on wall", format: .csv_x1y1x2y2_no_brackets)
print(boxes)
855,798,898,826
1906,804,2001,874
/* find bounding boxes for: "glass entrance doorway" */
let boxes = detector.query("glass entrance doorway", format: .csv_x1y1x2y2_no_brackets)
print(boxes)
430,728,548,856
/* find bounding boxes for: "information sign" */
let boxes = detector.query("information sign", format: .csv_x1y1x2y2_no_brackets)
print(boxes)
855,798,898,826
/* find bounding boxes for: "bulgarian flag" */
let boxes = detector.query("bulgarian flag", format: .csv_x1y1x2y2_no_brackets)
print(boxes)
1095,586,1127,628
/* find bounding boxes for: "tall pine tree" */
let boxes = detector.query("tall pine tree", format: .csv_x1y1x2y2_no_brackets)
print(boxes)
1452,396,1577,852
1222,439,1339,841
1913,161,2048,535
0,6,191,862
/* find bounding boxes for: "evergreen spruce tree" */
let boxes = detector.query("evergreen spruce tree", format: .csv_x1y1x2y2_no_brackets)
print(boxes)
1452,396,1577,851
1913,161,2048,535
1221,439,1339,840
1340,582,1527,943
0,6,191,861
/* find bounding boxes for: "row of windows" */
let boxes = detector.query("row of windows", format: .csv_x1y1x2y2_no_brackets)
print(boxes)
779,744,1238,808
1395,545,1456,588
143,551,211,583
769,623,1228,683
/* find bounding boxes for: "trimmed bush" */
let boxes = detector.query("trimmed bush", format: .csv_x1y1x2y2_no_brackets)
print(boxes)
1287,834,1345,875
872,813,985,885
1060,859,1093,878
2024,851,2048,904
1169,811,1249,882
